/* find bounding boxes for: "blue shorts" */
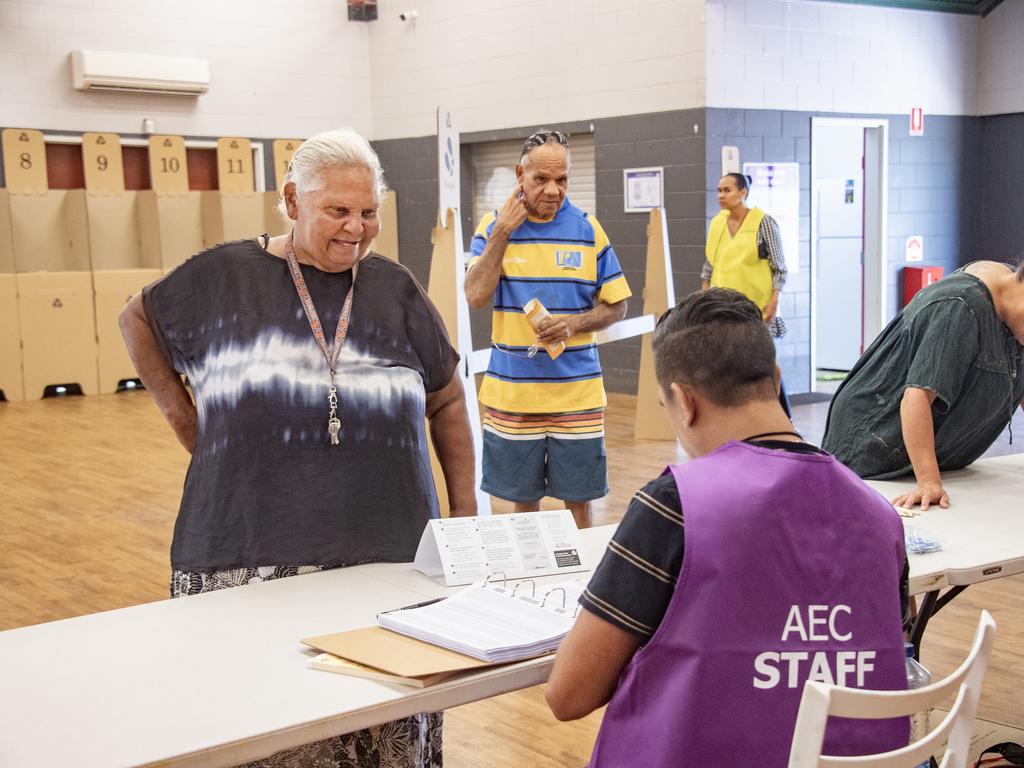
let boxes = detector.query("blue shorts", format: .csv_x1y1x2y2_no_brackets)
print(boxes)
481,431,608,503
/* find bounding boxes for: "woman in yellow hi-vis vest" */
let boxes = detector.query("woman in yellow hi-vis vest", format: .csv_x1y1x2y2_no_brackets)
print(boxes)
702,172,792,416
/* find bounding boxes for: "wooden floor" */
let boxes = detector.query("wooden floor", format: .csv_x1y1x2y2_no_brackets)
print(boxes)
1,391,1022,767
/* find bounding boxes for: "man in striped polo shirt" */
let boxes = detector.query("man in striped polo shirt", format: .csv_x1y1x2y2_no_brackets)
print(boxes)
465,130,631,528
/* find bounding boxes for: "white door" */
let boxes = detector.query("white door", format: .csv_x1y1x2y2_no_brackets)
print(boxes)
814,124,865,371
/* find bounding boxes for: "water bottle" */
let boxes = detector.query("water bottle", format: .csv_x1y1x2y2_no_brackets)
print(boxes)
904,642,933,768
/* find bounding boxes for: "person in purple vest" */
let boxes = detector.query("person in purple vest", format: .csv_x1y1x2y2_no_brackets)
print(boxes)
546,288,910,767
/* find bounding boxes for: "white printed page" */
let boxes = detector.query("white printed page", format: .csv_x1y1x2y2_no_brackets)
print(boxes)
414,511,588,586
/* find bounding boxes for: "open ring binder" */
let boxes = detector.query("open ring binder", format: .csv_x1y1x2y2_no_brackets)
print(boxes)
374,577,588,662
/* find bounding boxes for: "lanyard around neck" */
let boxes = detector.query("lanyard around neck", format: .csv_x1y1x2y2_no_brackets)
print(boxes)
284,234,359,376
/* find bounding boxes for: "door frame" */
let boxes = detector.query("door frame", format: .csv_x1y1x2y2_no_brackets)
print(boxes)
810,116,889,391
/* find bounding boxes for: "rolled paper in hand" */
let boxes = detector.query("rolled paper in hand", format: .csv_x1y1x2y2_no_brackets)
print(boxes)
523,298,565,360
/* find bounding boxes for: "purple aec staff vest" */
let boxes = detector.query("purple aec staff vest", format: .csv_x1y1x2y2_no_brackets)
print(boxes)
589,441,908,768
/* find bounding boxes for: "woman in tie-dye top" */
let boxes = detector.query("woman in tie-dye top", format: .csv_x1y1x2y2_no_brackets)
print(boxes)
120,128,476,768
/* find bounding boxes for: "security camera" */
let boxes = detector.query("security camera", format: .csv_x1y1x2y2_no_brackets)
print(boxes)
399,10,418,21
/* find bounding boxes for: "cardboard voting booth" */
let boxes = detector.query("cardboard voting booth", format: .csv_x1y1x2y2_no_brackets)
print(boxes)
138,135,204,273
634,208,677,440
81,133,162,394
4,127,99,398
17,271,99,398
373,189,399,262
202,137,263,247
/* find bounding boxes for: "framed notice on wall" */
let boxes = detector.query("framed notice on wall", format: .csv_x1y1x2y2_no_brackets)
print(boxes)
623,167,664,213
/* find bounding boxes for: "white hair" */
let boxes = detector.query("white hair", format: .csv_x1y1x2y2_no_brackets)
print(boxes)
276,127,387,219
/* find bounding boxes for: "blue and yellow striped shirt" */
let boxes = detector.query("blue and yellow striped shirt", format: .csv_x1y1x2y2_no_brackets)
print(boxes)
470,199,631,414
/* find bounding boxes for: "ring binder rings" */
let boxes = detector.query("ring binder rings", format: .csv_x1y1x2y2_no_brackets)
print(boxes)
541,587,566,610
511,579,536,598
484,571,507,588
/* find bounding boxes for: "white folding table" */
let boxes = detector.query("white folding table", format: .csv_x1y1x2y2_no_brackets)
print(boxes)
2,455,1020,767
866,453,1024,653
0,526,611,768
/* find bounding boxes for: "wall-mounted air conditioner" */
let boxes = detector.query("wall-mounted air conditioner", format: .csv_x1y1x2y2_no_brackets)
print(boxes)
70,50,210,96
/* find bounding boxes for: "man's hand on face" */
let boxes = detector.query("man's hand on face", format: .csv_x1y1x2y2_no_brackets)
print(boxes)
493,188,529,236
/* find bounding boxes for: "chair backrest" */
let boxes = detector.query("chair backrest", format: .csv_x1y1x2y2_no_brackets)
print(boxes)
788,610,997,768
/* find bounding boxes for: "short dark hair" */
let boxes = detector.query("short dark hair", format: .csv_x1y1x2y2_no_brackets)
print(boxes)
653,288,777,407
1016,259,1024,282
721,172,750,192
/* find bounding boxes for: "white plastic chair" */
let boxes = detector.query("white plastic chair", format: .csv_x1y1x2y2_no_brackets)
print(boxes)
788,610,997,768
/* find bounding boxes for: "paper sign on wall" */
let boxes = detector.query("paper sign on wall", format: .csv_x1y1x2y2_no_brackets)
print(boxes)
623,167,664,212
722,145,740,176
910,108,924,137
906,235,924,262
414,510,587,586
744,162,801,274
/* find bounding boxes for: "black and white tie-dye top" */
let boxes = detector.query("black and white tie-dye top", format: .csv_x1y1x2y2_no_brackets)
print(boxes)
143,239,459,571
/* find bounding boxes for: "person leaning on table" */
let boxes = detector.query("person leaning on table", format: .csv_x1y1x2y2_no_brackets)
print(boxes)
823,260,1024,510
119,128,476,768
546,288,909,768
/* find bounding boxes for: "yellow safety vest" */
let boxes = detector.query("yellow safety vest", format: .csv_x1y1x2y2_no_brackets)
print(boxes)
706,207,773,310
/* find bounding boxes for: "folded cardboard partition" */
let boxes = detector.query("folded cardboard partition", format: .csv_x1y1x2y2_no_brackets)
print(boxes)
201,191,264,248
93,269,161,393
137,192,204,273
0,273,24,401
9,190,98,397
263,191,289,237
0,189,14,273
372,189,399,262
0,190,23,400
85,193,148,271
17,271,99,397
142,135,203,273
9,190,91,273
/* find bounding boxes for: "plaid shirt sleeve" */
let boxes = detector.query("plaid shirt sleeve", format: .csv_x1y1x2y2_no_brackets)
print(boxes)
757,214,787,291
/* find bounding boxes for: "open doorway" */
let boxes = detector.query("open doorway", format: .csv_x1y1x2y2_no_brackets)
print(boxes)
810,117,888,394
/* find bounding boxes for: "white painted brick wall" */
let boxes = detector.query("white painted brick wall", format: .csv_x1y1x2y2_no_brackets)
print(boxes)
706,0,979,116
0,0,373,139
2,0,1019,145
978,0,1024,115
368,0,707,140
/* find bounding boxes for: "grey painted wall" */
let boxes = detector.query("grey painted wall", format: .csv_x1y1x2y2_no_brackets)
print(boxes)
593,109,707,394
704,108,980,396
979,113,1024,264
375,109,995,400
372,136,438,289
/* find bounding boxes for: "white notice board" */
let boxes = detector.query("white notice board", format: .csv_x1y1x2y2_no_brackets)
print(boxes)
743,162,801,274
623,167,664,212
414,510,587,586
